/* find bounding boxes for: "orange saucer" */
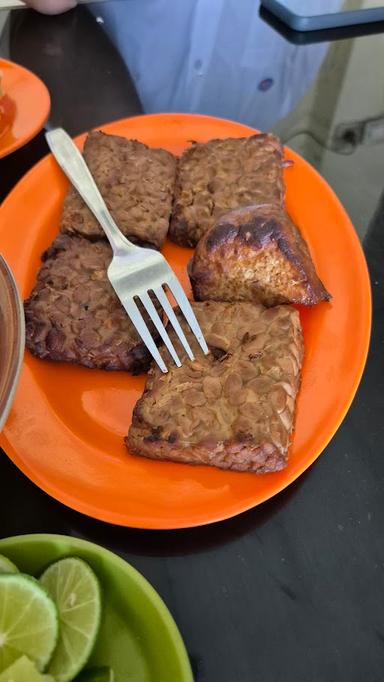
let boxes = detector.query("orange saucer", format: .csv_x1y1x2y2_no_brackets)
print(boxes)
0,58,50,158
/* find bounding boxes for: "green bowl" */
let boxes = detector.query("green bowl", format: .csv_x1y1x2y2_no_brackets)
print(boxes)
0,534,193,682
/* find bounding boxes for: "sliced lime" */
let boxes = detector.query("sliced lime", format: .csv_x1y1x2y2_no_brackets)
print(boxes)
40,558,101,682
0,556,18,575
0,655,55,681
0,574,59,674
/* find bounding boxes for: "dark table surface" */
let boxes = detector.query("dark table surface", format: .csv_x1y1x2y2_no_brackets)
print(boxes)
1,3,384,681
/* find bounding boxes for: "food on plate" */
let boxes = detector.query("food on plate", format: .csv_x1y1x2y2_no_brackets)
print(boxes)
0,573,59,674
60,131,177,249
24,234,158,373
169,133,286,247
0,554,105,682
127,301,303,474
23,127,324,478
190,204,331,306
40,558,101,682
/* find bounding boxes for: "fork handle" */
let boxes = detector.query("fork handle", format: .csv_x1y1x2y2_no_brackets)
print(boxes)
45,128,138,255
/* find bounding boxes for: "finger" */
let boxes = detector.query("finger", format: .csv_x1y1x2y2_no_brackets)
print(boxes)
26,0,77,14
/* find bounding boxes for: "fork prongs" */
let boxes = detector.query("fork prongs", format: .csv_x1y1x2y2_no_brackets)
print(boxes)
166,276,209,355
139,292,182,368
122,297,168,373
153,286,195,362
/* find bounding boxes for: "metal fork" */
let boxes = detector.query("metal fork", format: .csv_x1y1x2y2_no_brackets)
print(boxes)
46,127,208,373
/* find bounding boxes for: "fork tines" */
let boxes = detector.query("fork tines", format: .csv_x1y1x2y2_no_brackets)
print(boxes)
125,281,208,373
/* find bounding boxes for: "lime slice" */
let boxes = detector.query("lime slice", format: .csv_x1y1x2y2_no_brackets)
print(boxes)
0,574,59,674
0,655,55,681
40,558,101,682
0,556,19,575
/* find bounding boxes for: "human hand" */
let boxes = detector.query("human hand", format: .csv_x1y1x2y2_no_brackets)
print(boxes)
23,0,77,13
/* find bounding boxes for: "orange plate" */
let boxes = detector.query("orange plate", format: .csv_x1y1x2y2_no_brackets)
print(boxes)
0,114,371,528
0,58,50,158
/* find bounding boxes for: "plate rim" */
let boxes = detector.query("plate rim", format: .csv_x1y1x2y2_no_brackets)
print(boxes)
0,57,51,158
0,112,372,528
0,532,194,681
0,255,25,431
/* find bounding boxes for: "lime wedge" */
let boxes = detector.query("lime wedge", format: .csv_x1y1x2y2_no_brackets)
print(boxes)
40,558,101,682
0,574,59,674
0,655,55,681
0,556,18,575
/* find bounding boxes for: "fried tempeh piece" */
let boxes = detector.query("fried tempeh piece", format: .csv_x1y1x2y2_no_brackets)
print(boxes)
61,131,176,249
24,234,157,373
169,134,286,247
127,301,304,473
190,204,331,306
